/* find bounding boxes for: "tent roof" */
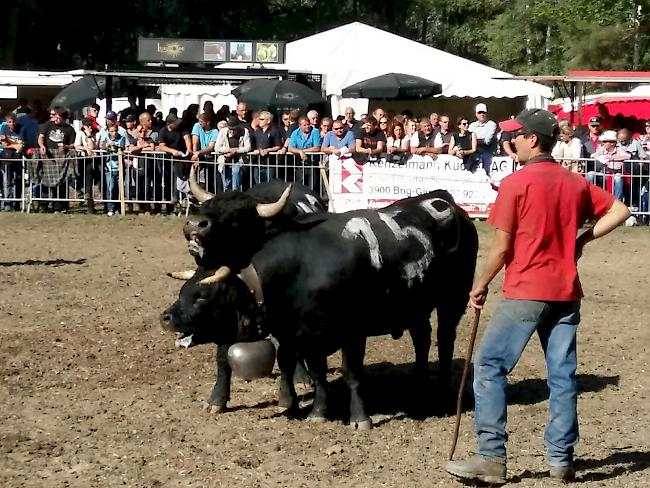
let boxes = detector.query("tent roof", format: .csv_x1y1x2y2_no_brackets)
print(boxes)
215,22,551,99
0,69,83,87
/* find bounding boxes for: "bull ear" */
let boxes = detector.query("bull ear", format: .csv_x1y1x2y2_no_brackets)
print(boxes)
199,266,232,285
167,270,196,280
189,163,214,203
256,184,292,218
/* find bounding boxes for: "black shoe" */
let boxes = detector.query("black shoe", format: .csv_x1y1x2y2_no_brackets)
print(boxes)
549,463,575,482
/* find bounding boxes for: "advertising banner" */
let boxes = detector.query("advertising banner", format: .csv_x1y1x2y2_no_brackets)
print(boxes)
328,154,516,218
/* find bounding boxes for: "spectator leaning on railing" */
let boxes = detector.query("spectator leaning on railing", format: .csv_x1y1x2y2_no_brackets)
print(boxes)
286,116,321,188
251,111,282,183
158,113,193,214
551,127,583,173
1,113,27,211
214,116,251,191
588,130,631,202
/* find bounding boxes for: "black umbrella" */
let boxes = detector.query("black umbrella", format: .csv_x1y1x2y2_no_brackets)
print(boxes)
231,79,325,113
341,73,442,99
50,75,106,110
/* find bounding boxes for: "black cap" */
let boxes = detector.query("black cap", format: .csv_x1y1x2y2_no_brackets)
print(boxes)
81,117,93,127
124,114,136,123
226,116,241,128
165,113,180,125
589,116,601,126
499,108,558,138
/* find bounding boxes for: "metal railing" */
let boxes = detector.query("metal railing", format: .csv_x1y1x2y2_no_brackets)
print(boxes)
1,152,648,223
0,150,330,214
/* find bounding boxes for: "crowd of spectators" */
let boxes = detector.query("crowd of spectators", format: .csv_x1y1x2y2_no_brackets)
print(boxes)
1,97,649,215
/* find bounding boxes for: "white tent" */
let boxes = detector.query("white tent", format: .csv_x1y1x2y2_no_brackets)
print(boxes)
216,22,552,116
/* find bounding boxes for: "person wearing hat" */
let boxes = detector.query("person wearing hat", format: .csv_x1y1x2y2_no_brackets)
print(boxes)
469,103,498,173
97,110,127,142
445,108,631,484
214,116,251,191
585,130,631,202
579,116,602,158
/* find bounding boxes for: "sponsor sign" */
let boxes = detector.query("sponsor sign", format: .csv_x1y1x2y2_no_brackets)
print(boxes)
328,154,516,217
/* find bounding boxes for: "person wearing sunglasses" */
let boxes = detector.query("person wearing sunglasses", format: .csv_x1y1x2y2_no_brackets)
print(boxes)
321,120,356,158
448,116,477,171
446,108,631,485
469,103,498,174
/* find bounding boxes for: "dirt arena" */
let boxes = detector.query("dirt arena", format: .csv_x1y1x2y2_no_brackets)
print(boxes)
1,213,648,487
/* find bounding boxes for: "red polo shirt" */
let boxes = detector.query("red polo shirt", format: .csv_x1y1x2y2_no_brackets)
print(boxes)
488,158,615,301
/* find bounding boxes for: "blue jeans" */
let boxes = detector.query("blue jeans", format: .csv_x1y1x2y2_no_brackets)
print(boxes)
1,159,23,210
221,162,242,191
474,299,580,467
253,166,277,184
476,147,494,174
104,169,119,213
586,172,625,201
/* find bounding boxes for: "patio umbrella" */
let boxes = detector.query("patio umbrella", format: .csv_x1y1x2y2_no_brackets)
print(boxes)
231,79,325,113
341,73,442,99
50,75,106,110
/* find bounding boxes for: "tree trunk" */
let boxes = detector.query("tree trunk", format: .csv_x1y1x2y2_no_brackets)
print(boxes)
1,4,19,67
545,24,552,70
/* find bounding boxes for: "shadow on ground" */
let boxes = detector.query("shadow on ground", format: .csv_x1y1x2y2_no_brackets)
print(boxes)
0,258,86,267
309,359,619,425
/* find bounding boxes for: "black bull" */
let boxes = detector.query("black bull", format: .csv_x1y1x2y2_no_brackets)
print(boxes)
162,190,478,428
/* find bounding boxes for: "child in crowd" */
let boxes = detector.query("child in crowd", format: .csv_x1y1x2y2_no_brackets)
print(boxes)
99,125,126,215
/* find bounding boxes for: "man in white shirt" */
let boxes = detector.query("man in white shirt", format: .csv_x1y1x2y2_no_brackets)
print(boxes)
469,103,498,174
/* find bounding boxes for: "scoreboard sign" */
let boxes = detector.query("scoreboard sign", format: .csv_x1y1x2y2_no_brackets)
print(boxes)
138,38,286,64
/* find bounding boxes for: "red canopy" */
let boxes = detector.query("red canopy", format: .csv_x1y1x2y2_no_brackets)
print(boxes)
548,95,650,126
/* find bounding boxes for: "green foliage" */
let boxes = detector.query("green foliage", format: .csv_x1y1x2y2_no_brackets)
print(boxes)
0,0,647,74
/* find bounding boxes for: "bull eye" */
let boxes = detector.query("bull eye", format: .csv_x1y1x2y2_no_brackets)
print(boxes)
198,220,209,228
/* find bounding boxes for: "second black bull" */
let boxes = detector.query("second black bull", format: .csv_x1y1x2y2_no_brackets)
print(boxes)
163,189,478,428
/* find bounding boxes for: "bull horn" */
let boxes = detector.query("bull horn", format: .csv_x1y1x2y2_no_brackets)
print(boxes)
167,270,196,280
256,184,292,218
199,266,232,285
189,164,214,204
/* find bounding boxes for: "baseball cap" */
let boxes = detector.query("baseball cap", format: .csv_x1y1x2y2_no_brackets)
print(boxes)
226,116,241,128
475,103,488,113
81,117,93,127
165,113,180,125
105,111,117,120
124,114,136,123
589,116,601,126
498,108,559,138
599,130,617,142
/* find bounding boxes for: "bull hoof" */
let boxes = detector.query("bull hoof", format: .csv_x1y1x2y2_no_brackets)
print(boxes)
350,419,372,431
202,401,226,414
307,413,327,423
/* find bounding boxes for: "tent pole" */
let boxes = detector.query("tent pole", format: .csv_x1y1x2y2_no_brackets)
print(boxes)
576,82,583,128
105,75,113,111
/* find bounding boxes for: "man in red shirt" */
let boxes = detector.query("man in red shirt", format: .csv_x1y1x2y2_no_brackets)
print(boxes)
445,108,630,484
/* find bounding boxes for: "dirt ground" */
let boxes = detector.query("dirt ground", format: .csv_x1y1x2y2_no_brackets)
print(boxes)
0,213,648,487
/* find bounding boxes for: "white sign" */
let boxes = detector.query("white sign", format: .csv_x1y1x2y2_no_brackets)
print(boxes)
328,154,516,217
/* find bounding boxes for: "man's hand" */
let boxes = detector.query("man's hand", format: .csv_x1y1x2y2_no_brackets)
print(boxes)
227,148,238,157
191,153,199,162
469,284,489,310
299,150,307,161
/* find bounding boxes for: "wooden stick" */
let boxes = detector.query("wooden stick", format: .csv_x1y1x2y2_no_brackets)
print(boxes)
118,149,125,216
319,164,332,201
448,308,481,461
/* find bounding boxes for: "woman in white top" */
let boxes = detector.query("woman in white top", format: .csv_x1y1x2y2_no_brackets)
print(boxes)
551,127,583,172
405,118,418,139
386,121,410,155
